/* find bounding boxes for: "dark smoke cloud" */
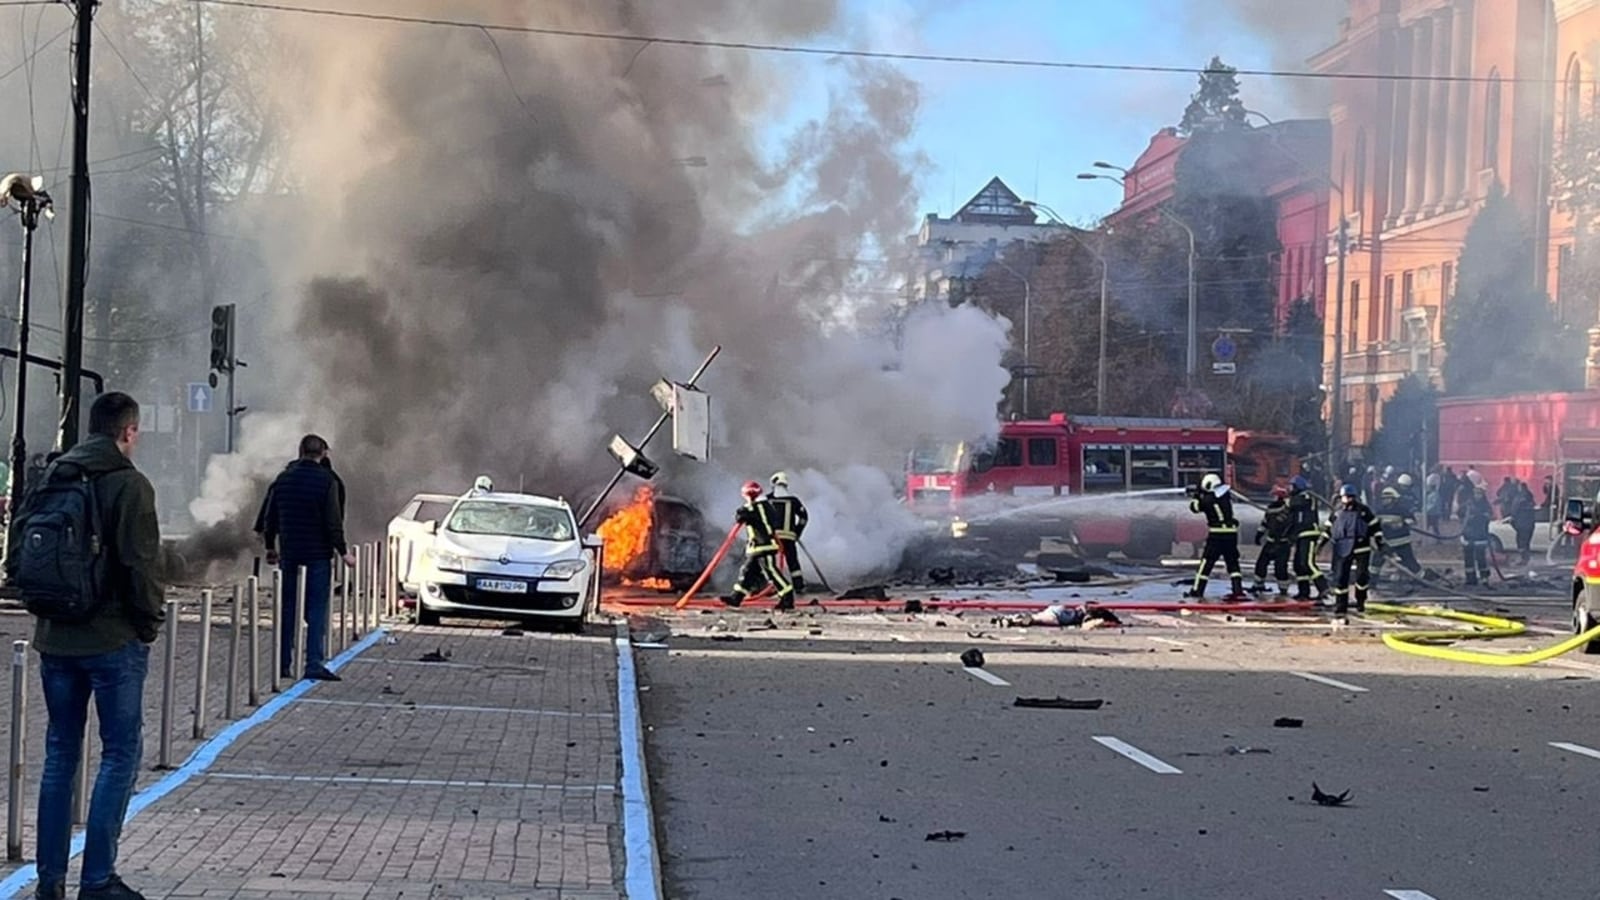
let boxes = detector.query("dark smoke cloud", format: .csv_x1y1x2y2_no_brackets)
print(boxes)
191,1,1011,581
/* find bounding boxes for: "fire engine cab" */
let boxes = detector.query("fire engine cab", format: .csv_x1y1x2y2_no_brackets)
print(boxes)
1564,500,1600,654
907,414,1297,559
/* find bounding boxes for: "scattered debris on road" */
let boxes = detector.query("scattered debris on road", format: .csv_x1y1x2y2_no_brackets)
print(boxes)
501,627,525,636
924,830,967,842
959,648,985,668
1311,783,1352,806
710,634,743,642
839,585,889,601
1224,746,1271,755
878,814,897,823
1013,697,1104,710
1273,717,1304,728
903,599,924,614
418,648,451,663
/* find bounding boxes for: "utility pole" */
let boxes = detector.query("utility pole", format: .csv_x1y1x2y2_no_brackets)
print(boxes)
56,0,97,453
1328,215,1349,469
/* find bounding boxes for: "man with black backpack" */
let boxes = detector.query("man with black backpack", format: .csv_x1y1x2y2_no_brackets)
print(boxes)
6,392,163,900
255,434,353,681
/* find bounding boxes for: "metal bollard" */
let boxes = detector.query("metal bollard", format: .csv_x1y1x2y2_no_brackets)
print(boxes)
270,569,283,691
194,589,213,738
158,600,178,768
386,536,397,618
8,640,26,861
247,576,261,706
336,556,347,649
225,586,241,720
294,565,308,680
353,544,364,635
372,541,383,622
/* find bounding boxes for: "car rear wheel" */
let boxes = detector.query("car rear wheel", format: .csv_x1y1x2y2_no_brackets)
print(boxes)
1575,588,1600,655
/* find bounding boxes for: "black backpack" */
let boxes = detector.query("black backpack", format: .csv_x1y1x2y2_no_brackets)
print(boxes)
14,462,108,624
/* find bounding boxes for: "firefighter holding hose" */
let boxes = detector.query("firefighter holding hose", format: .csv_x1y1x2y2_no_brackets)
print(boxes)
766,472,810,592
721,480,797,611
1288,475,1330,602
1185,473,1245,600
1374,486,1425,580
1250,485,1294,595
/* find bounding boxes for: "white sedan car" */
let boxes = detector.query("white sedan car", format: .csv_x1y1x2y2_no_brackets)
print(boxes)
391,489,597,630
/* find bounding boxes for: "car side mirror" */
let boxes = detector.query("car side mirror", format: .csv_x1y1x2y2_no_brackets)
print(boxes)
426,521,439,535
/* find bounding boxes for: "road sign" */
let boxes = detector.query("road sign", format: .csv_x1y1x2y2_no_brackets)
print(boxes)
1211,335,1237,363
187,382,213,414
1211,362,1237,375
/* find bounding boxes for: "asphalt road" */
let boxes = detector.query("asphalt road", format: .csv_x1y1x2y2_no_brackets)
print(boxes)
637,607,1600,900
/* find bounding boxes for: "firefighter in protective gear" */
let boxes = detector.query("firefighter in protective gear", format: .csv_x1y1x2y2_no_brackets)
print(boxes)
766,472,810,592
721,481,797,611
1328,483,1384,616
1186,473,1245,600
1460,485,1494,585
1251,485,1294,594
1288,475,1329,601
1374,486,1424,579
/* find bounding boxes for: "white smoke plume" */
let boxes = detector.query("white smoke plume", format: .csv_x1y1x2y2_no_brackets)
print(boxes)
185,1,1013,582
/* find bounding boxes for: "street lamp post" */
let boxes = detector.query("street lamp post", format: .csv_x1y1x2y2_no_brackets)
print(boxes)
994,259,1032,417
1078,172,1198,391
0,175,53,523
1233,105,1349,467
1022,200,1112,414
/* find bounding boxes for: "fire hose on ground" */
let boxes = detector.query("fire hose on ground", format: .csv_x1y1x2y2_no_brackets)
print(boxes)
1367,602,1600,667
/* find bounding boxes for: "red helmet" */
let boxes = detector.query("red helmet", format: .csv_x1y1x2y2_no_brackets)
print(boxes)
1271,485,1289,499
741,480,762,499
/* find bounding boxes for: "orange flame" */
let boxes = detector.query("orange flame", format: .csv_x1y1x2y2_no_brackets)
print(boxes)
624,576,673,591
597,485,655,573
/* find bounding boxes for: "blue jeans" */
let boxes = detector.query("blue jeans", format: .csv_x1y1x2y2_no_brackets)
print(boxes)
280,558,332,672
36,640,150,893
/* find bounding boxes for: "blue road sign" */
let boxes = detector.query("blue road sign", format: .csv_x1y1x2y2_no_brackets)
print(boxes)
1211,335,1237,363
187,383,213,414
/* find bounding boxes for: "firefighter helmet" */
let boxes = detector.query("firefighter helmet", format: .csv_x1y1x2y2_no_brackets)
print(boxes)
741,480,763,499
1340,483,1359,498
1382,487,1400,500
1290,475,1309,492
770,471,789,488
1397,473,1414,487
1200,474,1221,492
1272,485,1289,499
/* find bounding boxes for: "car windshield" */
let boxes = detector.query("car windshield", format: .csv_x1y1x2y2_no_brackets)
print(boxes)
446,501,575,541
910,441,966,474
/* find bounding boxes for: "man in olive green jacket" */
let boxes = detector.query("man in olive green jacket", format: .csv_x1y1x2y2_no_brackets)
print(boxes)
6,392,163,900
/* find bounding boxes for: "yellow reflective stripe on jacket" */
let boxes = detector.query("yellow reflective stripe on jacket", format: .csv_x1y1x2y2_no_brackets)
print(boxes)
1208,526,1238,534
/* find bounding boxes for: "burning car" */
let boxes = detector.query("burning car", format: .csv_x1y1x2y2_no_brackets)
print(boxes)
402,487,596,630
594,485,709,591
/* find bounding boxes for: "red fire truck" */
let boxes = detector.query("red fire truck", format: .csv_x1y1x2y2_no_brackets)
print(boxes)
907,414,1298,559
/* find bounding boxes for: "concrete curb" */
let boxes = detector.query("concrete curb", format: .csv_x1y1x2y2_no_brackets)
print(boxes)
613,620,665,900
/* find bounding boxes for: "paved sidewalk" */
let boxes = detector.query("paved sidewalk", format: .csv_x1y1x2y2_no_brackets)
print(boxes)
1,621,635,900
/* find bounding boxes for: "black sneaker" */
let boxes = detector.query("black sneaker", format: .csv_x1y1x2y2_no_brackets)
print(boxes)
35,884,64,900
79,876,146,900
304,667,342,682
719,594,743,608
775,597,796,612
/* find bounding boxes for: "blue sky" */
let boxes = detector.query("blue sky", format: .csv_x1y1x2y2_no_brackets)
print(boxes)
841,0,1341,226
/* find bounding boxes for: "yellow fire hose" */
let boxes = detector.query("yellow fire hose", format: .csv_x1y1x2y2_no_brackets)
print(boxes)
1367,602,1600,666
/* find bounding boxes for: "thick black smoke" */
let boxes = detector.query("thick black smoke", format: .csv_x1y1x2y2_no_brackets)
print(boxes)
190,1,1012,581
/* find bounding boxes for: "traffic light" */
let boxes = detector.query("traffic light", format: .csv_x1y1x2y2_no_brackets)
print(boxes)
209,303,235,373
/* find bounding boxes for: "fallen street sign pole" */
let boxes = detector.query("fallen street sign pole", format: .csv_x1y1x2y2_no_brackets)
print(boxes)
577,345,720,529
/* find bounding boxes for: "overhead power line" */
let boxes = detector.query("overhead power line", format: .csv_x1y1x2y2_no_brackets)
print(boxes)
195,0,1592,87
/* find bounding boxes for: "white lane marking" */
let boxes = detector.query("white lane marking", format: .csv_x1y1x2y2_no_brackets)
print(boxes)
1091,736,1182,775
1384,891,1440,900
1148,636,1191,647
1550,741,1600,760
205,772,615,791
963,666,1010,686
296,698,613,718
1290,671,1370,693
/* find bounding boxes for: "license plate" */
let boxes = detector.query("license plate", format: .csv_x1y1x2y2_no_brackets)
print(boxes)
475,578,528,594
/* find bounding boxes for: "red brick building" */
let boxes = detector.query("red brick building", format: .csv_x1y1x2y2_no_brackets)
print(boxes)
1107,122,1333,328
1311,0,1556,452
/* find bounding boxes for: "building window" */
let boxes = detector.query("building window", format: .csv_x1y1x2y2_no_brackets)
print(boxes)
1441,261,1454,303
1353,129,1367,216
1400,271,1415,344
1381,276,1395,343
1567,55,1585,144
1559,244,1576,323
1350,280,1362,344
1484,69,1503,176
